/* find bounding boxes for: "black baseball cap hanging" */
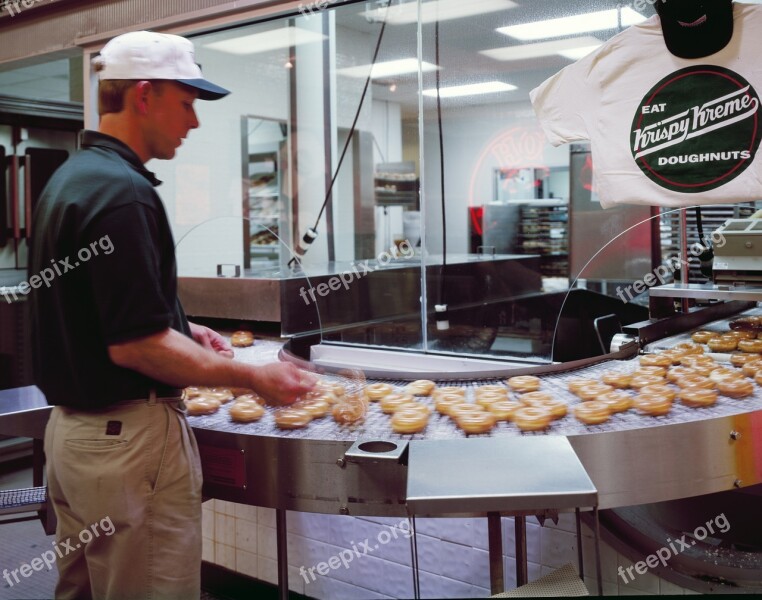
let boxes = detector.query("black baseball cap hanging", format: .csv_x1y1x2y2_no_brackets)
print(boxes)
655,0,734,59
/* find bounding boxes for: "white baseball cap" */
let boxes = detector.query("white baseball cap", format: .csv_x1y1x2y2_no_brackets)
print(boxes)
94,30,230,101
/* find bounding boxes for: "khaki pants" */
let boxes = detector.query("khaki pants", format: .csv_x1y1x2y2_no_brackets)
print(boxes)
44,394,203,600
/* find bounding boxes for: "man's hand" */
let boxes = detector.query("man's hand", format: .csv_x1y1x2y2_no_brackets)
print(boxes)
250,363,318,405
189,323,234,359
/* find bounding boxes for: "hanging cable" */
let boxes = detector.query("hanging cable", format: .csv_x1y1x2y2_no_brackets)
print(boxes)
434,15,449,330
289,1,391,268
694,206,714,279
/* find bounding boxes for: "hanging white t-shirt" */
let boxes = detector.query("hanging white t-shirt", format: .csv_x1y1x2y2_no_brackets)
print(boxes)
530,3,762,209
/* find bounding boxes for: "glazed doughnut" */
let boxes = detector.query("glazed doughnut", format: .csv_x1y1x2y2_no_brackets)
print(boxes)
633,395,672,416
315,380,346,397
380,394,417,414
506,376,541,393
675,374,715,389
717,378,754,399
674,342,705,355
184,396,221,416
691,330,715,344
632,366,667,378
207,389,235,404
738,339,762,353
275,408,312,429
230,330,255,348
487,400,523,421
229,401,264,422
229,387,255,398
364,383,394,401
707,336,738,352
455,411,497,435
534,399,567,420
630,374,666,389
184,386,204,400
660,350,687,365
568,378,598,394
235,393,266,406
391,408,429,434
449,404,486,421
709,367,745,384
666,366,698,383
474,385,509,398
727,330,757,340
678,387,718,408
296,398,331,419
731,352,761,367
332,397,366,424
639,384,677,403
395,402,431,416
730,316,762,331
599,390,633,413
742,360,762,378
512,406,552,431
639,354,672,368
435,396,468,416
475,392,508,408
601,372,632,389
301,390,339,405
754,370,762,386
519,391,553,405
405,380,436,396
576,383,614,401
678,358,719,377
573,401,610,425
433,386,466,399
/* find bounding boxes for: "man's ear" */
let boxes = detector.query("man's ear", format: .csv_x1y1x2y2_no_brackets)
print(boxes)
132,80,153,115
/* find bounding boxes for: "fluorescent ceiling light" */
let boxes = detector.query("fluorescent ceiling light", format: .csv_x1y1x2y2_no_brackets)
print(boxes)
498,8,647,41
557,45,602,60
205,27,326,55
338,58,439,79
365,0,517,26
422,81,516,98
480,36,603,61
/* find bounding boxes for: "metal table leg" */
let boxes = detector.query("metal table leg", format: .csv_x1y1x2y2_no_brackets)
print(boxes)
487,512,504,594
576,508,584,580
515,515,528,587
276,509,289,600
593,506,603,596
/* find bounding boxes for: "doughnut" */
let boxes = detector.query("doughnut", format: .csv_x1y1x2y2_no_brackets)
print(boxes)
742,360,762,378
435,395,468,415
235,393,266,406
229,401,264,422
639,384,676,403
275,408,312,429
475,392,508,408
674,342,705,355
738,339,762,353
395,402,431,416
727,330,757,340
633,395,672,416
506,376,541,393
660,350,687,365
207,389,235,403
332,397,366,424
449,404,487,421
599,390,633,413
300,390,338,405
576,383,614,401
639,354,672,368
678,387,718,408
601,372,632,389
568,378,598,394
487,400,523,421
717,378,754,399
295,398,331,418
404,380,436,396
754,370,762,386
518,391,553,405
364,383,394,401
679,358,719,377
534,398,567,420
667,366,698,383
731,352,761,367
675,374,715,389
512,406,552,431
184,396,221,416
709,367,745,384
632,366,667,378
630,374,666,389
474,385,509,398
230,330,255,348
456,411,497,435
229,387,255,397
730,316,762,331
380,394,417,414
315,380,346,397
691,330,715,344
184,386,204,399
707,336,737,352
391,408,429,434
574,401,610,425
433,386,466,399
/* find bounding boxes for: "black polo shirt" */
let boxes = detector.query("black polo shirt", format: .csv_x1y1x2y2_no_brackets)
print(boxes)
29,130,190,409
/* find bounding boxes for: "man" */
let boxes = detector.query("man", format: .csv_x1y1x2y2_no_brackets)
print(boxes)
28,30,315,599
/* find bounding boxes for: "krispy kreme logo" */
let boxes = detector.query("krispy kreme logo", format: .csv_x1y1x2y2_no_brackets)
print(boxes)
630,65,762,193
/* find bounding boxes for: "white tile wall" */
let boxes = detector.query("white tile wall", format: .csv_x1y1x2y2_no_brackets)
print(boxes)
201,500,699,597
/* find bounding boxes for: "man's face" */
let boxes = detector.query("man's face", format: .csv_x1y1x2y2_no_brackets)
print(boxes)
143,81,200,160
